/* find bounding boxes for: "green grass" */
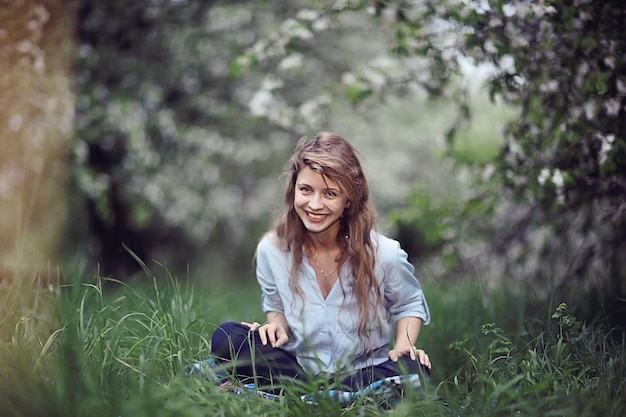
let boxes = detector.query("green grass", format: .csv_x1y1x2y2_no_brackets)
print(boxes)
1,262,625,417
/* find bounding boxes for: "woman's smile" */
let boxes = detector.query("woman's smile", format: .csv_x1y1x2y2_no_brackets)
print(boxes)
305,211,328,221
294,166,349,236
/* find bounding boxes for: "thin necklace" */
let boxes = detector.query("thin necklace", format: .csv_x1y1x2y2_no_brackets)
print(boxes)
310,251,338,280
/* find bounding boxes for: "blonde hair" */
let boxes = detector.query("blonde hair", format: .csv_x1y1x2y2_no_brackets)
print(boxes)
272,131,381,336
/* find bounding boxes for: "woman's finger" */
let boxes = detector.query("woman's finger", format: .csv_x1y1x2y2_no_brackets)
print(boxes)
241,321,261,331
267,327,277,347
416,349,432,369
274,332,288,348
257,325,268,345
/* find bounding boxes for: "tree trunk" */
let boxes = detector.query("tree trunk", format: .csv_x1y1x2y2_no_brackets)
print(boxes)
0,0,76,283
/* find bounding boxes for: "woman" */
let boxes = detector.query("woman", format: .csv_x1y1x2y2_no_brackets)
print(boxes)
210,132,431,393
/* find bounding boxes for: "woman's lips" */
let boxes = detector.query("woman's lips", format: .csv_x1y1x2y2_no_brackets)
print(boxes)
306,212,327,221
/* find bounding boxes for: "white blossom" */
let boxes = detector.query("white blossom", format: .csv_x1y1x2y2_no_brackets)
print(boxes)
551,169,564,188
482,164,496,181
280,18,313,41
584,99,597,119
539,80,558,93
605,98,621,116
598,134,615,165
499,54,516,74
463,0,491,15
295,9,319,21
311,17,330,32
537,168,550,186
502,3,516,18
298,94,331,128
278,53,304,71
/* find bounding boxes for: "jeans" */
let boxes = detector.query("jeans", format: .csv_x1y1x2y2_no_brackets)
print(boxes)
210,321,429,392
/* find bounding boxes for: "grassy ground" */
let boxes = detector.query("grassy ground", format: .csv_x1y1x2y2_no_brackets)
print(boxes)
1,262,625,417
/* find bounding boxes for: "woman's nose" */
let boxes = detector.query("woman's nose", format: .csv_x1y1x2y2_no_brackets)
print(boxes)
308,193,324,210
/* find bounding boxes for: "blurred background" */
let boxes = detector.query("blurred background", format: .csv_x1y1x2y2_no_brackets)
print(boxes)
1,0,624,327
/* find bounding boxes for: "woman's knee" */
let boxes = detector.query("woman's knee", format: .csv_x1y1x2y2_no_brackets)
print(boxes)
381,356,430,378
210,321,249,358
397,356,431,377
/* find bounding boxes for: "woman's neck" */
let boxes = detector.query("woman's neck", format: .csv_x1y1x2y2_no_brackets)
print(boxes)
306,233,341,255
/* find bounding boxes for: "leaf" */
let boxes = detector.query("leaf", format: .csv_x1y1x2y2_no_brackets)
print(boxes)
345,85,373,106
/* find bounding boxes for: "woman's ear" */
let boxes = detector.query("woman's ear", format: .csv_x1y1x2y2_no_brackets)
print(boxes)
342,201,351,218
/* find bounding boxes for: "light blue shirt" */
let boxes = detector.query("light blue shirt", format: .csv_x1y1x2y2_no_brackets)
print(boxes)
255,231,430,376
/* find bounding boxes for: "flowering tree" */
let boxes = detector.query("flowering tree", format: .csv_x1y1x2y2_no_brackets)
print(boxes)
73,0,379,278
71,0,626,321
369,0,625,314
455,0,625,304
73,0,300,277
240,0,625,318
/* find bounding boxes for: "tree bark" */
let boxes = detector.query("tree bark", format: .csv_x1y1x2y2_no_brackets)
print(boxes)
0,0,76,282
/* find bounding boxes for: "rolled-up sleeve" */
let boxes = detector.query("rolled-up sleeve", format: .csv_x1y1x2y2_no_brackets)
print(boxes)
381,238,430,325
256,236,285,313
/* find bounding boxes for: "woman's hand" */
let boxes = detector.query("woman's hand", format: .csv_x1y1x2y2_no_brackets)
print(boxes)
388,346,432,370
241,320,289,349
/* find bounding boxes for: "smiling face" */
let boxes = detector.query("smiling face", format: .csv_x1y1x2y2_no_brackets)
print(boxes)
294,166,350,238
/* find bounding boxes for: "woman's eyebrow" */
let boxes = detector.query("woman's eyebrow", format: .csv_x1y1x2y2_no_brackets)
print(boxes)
297,182,341,193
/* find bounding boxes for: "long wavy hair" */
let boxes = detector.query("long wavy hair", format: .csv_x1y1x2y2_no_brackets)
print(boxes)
272,131,381,337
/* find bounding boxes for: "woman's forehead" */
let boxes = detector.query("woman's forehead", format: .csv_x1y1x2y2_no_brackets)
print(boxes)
297,166,341,189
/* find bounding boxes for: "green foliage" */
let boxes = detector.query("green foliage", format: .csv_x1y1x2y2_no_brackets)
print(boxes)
0,275,63,417
389,182,461,267
67,0,626,322
460,0,625,217
446,303,626,416
458,0,626,320
3,266,625,417
303,0,626,322
73,0,299,278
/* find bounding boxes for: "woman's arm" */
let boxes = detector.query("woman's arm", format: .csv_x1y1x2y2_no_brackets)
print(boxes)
389,316,431,369
394,316,422,349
